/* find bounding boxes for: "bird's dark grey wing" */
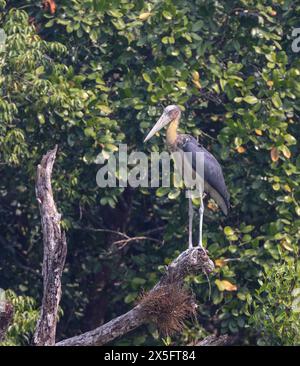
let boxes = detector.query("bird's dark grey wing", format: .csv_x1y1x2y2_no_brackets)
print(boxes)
178,135,230,215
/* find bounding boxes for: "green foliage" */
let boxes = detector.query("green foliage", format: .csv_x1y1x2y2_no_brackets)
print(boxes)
0,290,39,346
250,259,300,345
0,0,300,346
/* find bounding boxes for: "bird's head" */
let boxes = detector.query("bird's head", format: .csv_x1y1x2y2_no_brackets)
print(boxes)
144,104,181,142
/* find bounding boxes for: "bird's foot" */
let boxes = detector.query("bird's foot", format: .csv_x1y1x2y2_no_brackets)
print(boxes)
198,240,203,248
198,242,206,252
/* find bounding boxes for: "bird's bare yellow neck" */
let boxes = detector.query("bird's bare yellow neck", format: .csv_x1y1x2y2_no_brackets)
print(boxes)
166,118,179,145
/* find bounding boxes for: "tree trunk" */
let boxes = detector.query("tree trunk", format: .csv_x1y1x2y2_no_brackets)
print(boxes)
33,146,67,346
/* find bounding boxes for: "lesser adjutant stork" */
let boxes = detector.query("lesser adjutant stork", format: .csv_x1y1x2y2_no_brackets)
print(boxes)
144,105,230,249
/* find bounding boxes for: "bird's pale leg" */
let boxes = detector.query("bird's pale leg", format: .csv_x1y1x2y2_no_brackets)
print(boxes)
188,196,194,249
198,189,204,248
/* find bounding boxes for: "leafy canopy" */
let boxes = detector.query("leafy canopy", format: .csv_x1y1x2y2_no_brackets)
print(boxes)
1,0,300,345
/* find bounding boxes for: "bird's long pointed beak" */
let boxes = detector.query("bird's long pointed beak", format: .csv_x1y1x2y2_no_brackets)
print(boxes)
144,113,171,143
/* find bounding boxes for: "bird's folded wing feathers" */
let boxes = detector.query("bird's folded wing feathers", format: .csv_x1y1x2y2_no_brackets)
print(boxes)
179,135,230,215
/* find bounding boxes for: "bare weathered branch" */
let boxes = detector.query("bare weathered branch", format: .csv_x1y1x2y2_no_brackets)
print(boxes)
196,334,238,346
75,226,164,249
32,147,216,347
33,146,67,346
113,235,163,249
56,247,214,346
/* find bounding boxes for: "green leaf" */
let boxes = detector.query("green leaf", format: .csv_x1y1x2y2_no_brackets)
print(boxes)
162,11,172,20
35,66,44,75
271,93,282,108
237,292,246,301
84,127,95,138
224,226,234,236
37,114,45,124
243,95,258,104
241,225,254,233
142,73,152,84
124,293,136,304
284,134,296,145
156,187,169,197
168,189,180,200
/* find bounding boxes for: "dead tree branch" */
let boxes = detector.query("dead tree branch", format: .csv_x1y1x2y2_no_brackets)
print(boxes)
33,146,67,346
196,334,238,346
32,147,216,347
56,248,214,346
75,226,164,249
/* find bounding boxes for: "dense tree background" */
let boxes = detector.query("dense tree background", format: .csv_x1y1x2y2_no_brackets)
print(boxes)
1,0,300,345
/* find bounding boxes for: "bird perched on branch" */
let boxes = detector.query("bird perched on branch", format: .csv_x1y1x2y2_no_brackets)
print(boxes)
144,104,230,249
